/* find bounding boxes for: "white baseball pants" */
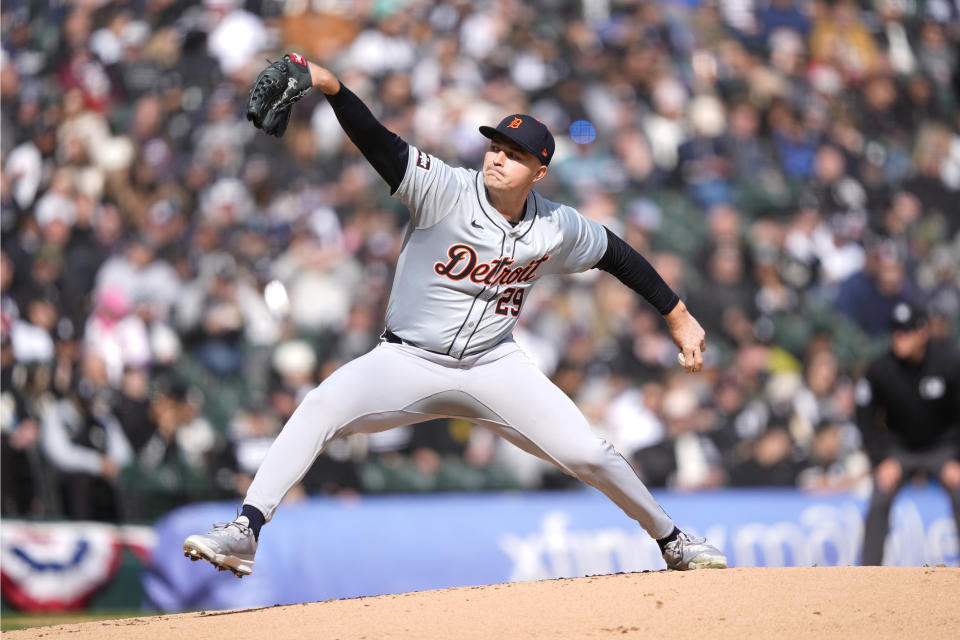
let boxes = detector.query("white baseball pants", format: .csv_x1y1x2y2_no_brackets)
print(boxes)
244,340,675,539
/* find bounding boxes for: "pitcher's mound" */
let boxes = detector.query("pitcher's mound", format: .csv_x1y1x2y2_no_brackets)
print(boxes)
7,567,960,639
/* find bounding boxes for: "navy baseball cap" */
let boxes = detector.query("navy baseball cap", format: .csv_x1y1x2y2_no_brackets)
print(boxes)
479,114,555,166
890,302,928,332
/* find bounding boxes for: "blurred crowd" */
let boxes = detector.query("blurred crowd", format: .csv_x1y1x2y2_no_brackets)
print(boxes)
1,0,958,523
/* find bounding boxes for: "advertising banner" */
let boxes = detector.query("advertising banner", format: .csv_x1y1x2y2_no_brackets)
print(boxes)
145,486,958,612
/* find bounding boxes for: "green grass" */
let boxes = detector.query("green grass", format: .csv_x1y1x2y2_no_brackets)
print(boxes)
0,610,163,632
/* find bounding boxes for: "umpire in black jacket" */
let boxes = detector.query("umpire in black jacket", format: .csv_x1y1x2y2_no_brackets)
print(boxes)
856,302,960,565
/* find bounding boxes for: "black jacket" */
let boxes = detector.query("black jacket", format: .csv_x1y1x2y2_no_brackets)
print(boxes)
855,340,960,463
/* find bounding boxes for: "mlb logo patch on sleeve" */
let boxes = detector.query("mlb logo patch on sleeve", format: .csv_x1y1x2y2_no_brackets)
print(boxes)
416,150,432,171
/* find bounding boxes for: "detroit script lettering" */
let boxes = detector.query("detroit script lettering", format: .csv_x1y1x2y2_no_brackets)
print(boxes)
434,244,550,286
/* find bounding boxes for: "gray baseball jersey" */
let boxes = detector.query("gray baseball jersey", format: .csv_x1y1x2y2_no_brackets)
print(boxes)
386,146,608,358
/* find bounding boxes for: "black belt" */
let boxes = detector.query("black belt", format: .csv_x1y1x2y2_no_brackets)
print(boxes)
383,329,405,344
382,329,448,356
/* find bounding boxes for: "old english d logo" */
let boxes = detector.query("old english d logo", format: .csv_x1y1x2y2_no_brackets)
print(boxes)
508,117,523,129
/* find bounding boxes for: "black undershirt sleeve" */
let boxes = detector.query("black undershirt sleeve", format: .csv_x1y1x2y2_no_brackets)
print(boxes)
593,226,680,315
325,83,409,193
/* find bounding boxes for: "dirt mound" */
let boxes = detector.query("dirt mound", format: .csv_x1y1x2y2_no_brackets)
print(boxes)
7,567,959,639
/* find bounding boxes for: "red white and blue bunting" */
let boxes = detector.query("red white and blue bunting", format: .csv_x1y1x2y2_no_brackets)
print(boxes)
1,521,155,611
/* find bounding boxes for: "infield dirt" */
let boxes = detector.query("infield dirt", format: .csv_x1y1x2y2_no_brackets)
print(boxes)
5,566,959,639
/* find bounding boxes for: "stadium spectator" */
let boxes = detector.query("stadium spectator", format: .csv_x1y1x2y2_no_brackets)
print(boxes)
634,384,724,490
728,424,800,487
40,353,133,522
834,242,921,335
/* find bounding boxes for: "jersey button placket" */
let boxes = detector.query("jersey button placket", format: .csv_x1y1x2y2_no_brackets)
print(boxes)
453,304,485,357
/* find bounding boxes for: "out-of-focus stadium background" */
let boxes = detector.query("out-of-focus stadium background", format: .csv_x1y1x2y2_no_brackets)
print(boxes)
1,0,958,618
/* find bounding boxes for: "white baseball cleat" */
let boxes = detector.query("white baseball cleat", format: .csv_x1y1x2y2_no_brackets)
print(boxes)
183,517,258,578
661,531,728,570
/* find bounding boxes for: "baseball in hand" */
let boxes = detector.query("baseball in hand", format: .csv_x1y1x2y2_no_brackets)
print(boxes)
677,352,686,367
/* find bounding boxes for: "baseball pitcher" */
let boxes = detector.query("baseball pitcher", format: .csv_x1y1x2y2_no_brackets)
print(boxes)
183,54,726,576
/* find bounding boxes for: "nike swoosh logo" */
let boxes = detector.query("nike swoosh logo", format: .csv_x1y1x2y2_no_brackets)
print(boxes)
471,220,482,229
